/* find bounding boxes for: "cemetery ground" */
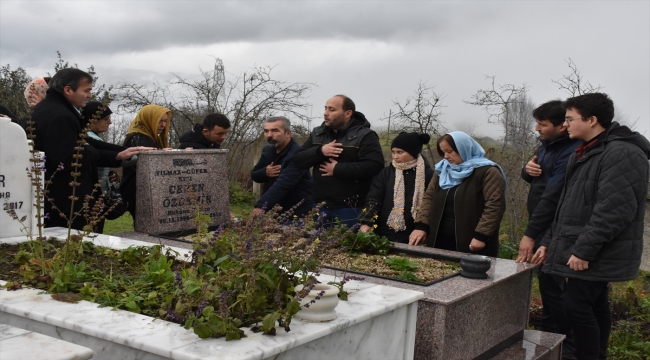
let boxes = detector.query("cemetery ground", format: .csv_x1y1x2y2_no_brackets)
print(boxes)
100,188,650,359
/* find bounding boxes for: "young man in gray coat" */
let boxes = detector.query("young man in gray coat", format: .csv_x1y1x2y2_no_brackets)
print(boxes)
535,93,650,359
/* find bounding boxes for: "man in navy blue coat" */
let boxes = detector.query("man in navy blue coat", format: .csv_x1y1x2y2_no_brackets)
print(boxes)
516,100,580,359
250,116,314,217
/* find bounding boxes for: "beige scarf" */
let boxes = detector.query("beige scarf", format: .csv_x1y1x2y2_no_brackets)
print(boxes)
387,155,425,231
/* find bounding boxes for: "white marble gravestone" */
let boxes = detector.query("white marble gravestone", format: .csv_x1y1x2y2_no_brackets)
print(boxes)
0,117,38,238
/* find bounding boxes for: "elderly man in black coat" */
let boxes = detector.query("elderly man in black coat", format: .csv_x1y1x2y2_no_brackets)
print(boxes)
32,68,149,231
251,116,313,217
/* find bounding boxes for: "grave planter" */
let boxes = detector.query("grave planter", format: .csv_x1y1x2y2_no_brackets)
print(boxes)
293,283,339,322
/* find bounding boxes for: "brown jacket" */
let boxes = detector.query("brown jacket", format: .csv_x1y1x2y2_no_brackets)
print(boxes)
414,166,506,257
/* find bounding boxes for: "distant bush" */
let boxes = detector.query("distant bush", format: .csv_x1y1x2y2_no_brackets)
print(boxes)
228,181,257,206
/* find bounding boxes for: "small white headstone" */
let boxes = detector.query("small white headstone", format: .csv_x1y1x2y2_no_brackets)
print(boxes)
0,117,38,238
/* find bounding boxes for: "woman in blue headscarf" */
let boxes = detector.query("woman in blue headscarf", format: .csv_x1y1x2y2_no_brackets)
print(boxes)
409,131,506,257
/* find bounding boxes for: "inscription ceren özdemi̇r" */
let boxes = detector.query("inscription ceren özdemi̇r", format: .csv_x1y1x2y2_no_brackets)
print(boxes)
168,183,205,194
161,195,212,208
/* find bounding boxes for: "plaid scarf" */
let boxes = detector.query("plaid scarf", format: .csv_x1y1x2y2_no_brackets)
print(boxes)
575,137,600,160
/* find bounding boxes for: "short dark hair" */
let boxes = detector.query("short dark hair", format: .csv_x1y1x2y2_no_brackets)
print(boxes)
203,113,231,130
48,68,93,93
436,134,458,157
563,93,615,128
335,94,355,113
532,100,565,126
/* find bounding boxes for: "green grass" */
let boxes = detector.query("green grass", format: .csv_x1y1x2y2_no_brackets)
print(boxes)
528,271,650,360
102,203,255,235
231,203,254,219
104,213,134,234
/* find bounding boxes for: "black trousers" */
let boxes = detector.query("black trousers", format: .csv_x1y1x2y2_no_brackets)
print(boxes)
538,271,575,359
563,278,611,360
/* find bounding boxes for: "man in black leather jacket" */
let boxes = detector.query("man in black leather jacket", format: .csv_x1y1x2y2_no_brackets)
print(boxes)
293,95,384,227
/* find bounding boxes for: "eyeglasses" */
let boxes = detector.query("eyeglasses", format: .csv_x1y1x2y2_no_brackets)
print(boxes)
564,116,587,123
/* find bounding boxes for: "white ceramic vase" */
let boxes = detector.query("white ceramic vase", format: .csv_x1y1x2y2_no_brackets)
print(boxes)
293,283,340,322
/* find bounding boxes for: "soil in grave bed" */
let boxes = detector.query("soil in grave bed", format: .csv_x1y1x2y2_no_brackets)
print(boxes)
324,252,461,284
155,231,462,285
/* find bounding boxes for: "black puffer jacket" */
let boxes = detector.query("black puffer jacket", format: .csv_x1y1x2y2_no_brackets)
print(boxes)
541,123,650,282
293,112,384,208
359,161,434,243
178,124,220,149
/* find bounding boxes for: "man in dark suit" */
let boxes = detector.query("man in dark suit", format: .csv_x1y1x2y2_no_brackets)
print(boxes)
32,68,149,231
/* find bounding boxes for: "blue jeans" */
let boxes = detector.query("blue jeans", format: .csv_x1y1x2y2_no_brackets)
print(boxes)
319,207,361,228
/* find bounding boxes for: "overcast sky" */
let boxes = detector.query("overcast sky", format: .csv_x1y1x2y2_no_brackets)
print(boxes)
1,0,648,139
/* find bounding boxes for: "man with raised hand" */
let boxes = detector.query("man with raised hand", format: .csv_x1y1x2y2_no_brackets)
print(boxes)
251,116,314,217
535,93,649,360
293,95,384,227
516,100,579,359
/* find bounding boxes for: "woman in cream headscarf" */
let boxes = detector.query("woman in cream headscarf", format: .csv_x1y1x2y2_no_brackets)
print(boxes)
120,104,172,220
24,77,51,107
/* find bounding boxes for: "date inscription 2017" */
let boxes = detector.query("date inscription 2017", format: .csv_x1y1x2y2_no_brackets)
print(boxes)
3,201,23,210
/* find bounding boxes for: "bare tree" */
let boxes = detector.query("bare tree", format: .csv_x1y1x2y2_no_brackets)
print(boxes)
466,77,537,253
465,76,528,148
503,93,537,153
387,81,447,161
114,58,314,183
102,114,132,145
552,58,602,97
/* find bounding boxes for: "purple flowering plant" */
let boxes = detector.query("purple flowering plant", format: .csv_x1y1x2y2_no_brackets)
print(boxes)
4,101,128,292
163,204,356,340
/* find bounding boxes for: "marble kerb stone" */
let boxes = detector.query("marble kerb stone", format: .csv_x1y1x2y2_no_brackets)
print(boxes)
135,149,230,234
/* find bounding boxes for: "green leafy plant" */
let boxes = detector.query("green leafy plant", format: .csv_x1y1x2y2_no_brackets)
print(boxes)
384,257,424,282
339,230,393,255
385,257,418,272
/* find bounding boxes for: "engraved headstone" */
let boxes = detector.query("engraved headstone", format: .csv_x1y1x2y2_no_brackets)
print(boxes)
135,149,230,234
0,117,38,238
